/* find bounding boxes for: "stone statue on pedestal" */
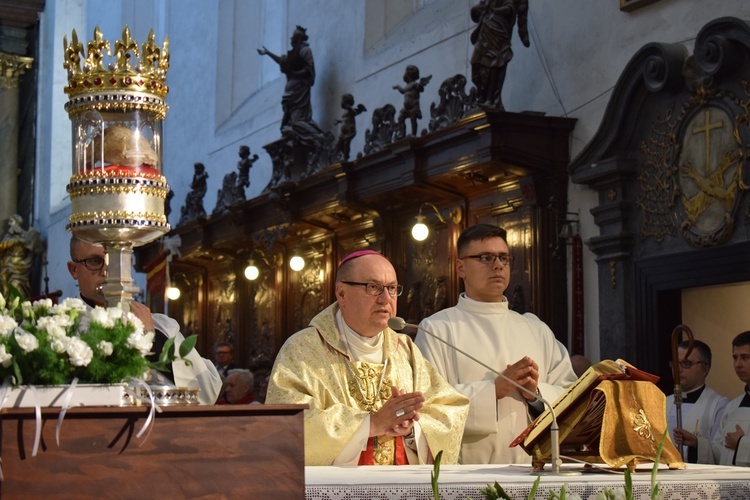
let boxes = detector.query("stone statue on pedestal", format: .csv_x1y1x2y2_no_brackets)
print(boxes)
258,26,331,184
470,0,529,110
178,162,208,226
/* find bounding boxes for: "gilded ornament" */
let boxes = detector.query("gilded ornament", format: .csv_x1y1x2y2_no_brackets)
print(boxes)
631,408,654,441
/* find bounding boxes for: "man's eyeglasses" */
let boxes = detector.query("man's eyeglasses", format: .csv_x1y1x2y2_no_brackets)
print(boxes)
670,360,706,369
72,257,105,271
340,281,404,297
459,253,514,266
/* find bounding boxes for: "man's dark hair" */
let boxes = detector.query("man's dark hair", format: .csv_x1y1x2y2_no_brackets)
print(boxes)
456,224,507,257
214,341,234,354
678,339,712,366
732,331,750,348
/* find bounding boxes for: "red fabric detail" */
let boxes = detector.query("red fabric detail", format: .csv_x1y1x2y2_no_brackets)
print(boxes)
358,436,408,465
102,165,160,176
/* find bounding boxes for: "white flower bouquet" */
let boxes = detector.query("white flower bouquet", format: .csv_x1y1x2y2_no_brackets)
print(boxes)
0,292,156,386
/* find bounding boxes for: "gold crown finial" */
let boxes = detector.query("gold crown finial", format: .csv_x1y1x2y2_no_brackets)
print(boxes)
63,25,169,119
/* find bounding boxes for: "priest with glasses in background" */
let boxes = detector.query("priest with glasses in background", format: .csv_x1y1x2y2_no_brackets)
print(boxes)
415,224,577,464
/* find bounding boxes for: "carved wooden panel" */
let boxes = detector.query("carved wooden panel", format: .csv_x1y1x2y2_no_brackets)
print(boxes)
136,110,576,362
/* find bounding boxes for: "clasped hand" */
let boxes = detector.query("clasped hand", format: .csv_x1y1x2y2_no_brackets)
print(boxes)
369,386,424,438
129,301,154,332
495,356,539,401
673,428,698,448
725,424,745,450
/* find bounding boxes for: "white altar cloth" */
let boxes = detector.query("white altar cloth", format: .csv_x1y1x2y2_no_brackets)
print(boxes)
305,463,750,499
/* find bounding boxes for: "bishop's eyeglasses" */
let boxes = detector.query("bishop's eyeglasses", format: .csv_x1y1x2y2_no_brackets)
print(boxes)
459,253,514,266
72,257,105,271
340,281,404,297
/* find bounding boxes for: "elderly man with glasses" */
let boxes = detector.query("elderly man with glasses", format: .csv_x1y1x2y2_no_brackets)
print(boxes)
415,224,577,464
667,340,729,463
67,236,222,404
266,250,468,466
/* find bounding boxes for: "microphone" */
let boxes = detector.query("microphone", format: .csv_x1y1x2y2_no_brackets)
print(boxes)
388,316,575,475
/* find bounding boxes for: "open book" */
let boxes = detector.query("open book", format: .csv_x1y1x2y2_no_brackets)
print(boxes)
511,359,659,454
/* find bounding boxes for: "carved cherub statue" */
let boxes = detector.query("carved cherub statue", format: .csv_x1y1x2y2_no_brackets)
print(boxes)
334,94,367,161
393,64,432,139
236,145,259,199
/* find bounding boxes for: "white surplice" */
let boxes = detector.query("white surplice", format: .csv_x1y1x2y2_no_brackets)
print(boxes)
710,390,750,466
666,385,728,463
416,294,578,464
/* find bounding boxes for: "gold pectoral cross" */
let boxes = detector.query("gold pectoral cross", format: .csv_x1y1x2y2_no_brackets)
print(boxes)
346,361,391,413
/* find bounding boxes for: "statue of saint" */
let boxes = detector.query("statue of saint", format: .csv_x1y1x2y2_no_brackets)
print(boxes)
470,0,529,110
0,214,40,298
258,26,318,133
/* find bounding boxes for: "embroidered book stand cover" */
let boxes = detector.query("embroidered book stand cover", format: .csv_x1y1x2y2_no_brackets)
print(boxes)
511,359,686,470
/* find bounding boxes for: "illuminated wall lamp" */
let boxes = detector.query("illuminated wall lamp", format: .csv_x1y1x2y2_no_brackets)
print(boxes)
244,259,261,280
289,254,305,272
411,202,463,241
166,286,181,300
244,250,281,280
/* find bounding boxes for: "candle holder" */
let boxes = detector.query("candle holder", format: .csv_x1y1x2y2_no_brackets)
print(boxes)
63,26,171,311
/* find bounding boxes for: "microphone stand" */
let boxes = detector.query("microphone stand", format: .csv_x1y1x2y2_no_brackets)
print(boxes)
389,317,579,475
670,325,695,461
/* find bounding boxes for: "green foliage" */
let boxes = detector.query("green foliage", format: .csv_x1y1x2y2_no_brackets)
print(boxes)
480,477,540,500
149,334,196,373
480,481,511,500
546,483,568,499
431,450,442,500
624,467,633,500
478,431,669,500
650,430,668,500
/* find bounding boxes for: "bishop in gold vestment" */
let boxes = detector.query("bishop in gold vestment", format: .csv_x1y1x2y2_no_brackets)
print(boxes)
266,251,469,466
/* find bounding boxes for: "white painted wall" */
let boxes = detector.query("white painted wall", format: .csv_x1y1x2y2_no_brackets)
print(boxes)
34,0,750,359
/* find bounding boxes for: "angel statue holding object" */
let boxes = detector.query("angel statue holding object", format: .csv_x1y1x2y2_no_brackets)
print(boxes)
393,64,432,139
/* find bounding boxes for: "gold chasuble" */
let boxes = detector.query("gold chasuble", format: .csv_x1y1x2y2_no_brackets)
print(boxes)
267,303,469,465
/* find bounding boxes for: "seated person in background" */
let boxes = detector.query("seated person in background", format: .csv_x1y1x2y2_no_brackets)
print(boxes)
709,331,750,466
266,250,469,466
667,340,728,463
415,224,578,464
214,341,238,378
217,369,256,404
68,236,222,405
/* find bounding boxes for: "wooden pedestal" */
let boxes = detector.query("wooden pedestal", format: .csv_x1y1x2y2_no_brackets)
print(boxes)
0,404,306,498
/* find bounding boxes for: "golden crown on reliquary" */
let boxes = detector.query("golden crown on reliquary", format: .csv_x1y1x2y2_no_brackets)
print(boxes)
63,26,170,119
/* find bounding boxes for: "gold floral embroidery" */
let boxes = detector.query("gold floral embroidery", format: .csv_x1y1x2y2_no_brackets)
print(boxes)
631,408,654,441
373,435,397,465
